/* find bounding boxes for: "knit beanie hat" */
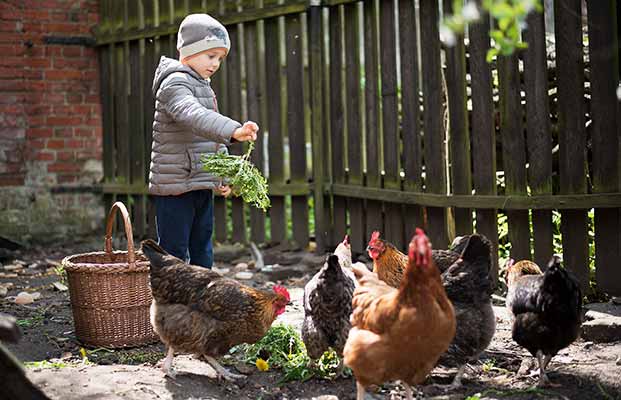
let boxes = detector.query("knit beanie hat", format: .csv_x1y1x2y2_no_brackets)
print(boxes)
177,14,230,59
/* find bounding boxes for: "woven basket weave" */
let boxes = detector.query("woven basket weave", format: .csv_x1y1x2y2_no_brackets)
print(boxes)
62,202,158,348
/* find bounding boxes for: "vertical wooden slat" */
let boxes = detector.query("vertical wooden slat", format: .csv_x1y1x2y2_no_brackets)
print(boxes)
344,3,364,254
419,0,448,248
309,3,327,253
244,1,266,244
443,0,472,237
523,7,553,268
379,0,404,250
114,43,130,185
468,0,499,283
398,0,423,242
498,52,530,262
226,25,247,244
329,5,347,248
554,0,589,292
285,14,309,249
363,0,382,245
587,0,621,295
265,16,286,244
129,39,146,236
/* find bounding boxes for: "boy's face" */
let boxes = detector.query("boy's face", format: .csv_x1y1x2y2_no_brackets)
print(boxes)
182,47,227,80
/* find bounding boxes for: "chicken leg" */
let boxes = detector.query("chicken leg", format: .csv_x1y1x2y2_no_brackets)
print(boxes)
203,355,246,382
356,381,366,400
162,347,176,379
536,350,558,387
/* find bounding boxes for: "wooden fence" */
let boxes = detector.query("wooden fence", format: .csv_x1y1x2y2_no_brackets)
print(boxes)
94,0,621,295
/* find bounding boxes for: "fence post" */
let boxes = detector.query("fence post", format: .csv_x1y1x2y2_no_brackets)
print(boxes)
309,2,326,253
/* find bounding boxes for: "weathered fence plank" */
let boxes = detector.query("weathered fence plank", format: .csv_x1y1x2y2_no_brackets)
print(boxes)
380,0,404,250
344,3,364,254
523,6,553,269
363,0,383,247
555,0,589,292
329,5,347,248
285,13,309,249
419,0,448,249
398,0,423,242
587,0,621,295
468,0,499,283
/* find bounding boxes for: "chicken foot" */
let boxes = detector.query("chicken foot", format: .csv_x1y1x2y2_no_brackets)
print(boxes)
162,347,177,379
535,350,559,387
203,355,246,382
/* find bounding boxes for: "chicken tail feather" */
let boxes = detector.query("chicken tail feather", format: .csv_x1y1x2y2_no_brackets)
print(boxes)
459,234,491,265
141,239,181,272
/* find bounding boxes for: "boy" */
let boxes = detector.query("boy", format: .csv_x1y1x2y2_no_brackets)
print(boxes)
149,13,258,268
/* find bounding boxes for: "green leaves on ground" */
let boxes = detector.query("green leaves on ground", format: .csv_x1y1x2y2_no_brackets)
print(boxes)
232,324,347,383
202,141,271,211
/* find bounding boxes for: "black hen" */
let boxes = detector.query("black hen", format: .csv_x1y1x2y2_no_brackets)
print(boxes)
506,255,582,386
437,234,496,387
302,237,355,375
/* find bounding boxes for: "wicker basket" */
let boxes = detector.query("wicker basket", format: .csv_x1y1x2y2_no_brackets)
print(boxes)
62,202,158,348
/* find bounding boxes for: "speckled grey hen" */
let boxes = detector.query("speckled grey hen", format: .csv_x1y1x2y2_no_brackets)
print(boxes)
301,236,356,373
140,239,290,381
437,234,496,388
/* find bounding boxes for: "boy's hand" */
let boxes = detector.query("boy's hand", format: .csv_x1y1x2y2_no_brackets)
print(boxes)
232,121,259,142
215,184,232,197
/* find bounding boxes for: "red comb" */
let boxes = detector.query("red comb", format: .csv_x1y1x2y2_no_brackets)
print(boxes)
415,228,426,236
273,285,290,301
369,231,381,244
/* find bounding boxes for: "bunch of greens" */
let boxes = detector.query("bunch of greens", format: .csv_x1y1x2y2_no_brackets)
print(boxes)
231,324,347,383
202,141,270,211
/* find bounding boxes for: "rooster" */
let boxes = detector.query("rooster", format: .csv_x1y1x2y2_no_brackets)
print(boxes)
366,231,496,387
140,239,291,381
505,255,582,386
302,235,356,375
344,229,456,400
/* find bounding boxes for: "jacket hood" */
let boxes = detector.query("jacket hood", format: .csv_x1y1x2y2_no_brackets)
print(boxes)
152,56,203,95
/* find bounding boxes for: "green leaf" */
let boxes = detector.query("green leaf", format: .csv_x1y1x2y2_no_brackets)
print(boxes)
486,47,499,63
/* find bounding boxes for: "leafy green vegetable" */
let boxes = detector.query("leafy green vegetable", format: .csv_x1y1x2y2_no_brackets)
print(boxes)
202,141,270,211
232,324,347,383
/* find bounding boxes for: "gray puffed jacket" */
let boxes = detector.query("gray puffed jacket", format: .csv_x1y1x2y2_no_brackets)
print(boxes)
148,56,241,196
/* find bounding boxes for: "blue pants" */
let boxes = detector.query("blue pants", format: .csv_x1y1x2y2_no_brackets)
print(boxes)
154,190,214,268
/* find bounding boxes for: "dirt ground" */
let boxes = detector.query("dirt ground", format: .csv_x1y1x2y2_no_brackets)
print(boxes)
1,239,620,400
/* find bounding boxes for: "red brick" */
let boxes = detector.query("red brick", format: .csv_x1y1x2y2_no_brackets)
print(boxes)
76,150,99,160
53,57,90,69
47,116,82,126
0,80,26,91
56,151,74,161
0,94,26,104
0,175,25,186
75,128,94,137
27,127,53,138
46,23,80,34
62,47,82,57
0,66,22,78
22,23,43,34
0,21,19,32
52,105,72,115
24,10,50,20
28,116,46,127
54,127,73,137
57,174,78,184
66,139,83,149
29,139,46,149
46,139,64,149
1,56,24,66
66,93,83,104
25,104,51,114
0,45,24,56
44,93,64,104
26,58,51,69
34,151,54,161
45,69,82,80
48,162,80,173
0,8,21,20
26,81,48,91
23,69,43,79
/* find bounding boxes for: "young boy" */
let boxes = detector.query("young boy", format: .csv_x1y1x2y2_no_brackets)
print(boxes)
149,13,258,268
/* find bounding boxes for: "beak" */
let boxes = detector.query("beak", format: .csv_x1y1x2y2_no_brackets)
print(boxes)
365,245,371,252
287,301,293,306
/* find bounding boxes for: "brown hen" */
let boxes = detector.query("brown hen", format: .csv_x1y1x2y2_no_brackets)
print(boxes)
140,239,290,381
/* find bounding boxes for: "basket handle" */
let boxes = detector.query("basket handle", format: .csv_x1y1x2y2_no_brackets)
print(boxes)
104,201,135,267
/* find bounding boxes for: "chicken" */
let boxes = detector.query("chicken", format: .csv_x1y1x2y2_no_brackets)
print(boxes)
140,239,290,381
505,255,582,386
344,229,456,400
301,235,356,374
436,234,496,388
366,231,461,284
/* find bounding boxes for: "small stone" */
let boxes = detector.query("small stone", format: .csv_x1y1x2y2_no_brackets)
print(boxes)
234,262,248,271
31,292,41,300
0,286,7,297
235,271,253,280
213,266,230,275
61,352,73,359
583,341,594,349
616,356,621,366
581,317,621,343
52,282,68,291
0,273,18,278
15,292,34,305
3,264,23,272
612,297,621,305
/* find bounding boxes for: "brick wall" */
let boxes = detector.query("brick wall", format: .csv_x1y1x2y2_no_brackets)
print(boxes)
0,0,104,244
